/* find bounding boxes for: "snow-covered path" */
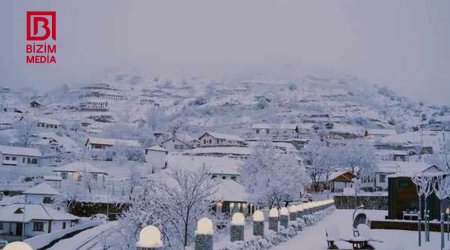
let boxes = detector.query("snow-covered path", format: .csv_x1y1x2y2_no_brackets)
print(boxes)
274,209,443,250
49,222,118,250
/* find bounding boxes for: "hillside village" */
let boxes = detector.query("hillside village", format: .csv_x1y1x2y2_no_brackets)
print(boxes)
0,72,450,249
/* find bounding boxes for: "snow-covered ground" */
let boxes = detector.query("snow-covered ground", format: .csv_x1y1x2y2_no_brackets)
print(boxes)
274,209,444,250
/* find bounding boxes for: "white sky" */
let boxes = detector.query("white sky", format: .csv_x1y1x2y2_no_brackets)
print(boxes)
0,0,449,105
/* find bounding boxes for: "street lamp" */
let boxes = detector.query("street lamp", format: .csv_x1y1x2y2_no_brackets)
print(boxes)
3,242,33,250
447,207,450,241
136,225,163,249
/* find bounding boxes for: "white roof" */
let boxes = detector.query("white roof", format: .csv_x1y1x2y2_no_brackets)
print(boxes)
168,154,243,175
146,145,168,152
211,179,248,202
379,131,450,147
0,203,78,222
201,132,244,142
366,129,397,136
252,123,298,130
329,124,365,135
184,146,252,156
86,137,141,147
44,175,63,181
380,161,444,177
23,183,60,195
37,117,62,125
54,162,106,174
0,145,41,157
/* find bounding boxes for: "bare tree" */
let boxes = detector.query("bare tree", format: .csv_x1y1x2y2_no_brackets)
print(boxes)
432,175,450,216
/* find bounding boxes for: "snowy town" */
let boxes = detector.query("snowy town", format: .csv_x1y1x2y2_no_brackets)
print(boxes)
0,72,449,250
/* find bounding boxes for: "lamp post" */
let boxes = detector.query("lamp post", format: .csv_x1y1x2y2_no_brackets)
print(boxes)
3,242,33,250
136,225,163,250
217,201,223,214
447,207,450,241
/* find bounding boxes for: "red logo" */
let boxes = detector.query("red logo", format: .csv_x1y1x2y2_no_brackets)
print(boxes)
27,11,56,41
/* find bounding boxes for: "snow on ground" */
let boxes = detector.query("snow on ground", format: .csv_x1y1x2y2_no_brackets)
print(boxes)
49,221,118,250
274,209,444,250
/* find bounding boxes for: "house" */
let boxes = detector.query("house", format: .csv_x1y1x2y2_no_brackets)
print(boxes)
145,146,168,170
43,176,63,189
327,124,365,139
328,170,355,192
53,162,108,184
198,132,247,147
0,203,78,238
85,137,141,150
30,101,42,108
387,164,445,220
36,118,62,130
0,146,41,166
22,183,60,204
251,123,299,139
0,182,77,239
160,134,195,152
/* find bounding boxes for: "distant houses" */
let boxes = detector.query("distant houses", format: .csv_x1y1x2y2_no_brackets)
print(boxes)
251,123,299,140
85,137,140,150
198,132,247,147
36,118,61,130
0,146,41,167
160,133,196,152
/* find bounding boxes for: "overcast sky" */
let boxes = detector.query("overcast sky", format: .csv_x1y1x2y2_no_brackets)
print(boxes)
0,0,449,105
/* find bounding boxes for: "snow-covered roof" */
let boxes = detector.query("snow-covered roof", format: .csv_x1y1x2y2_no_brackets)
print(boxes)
251,123,298,130
328,170,354,181
44,175,63,181
381,161,444,177
54,161,152,181
0,203,78,222
37,117,62,125
168,154,243,175
211,179,248,202
329,124,365,136
146,145,168,152
54,162,106,174
23,183,60,195
200,132,245,142
184,146,252,156
0,145,41,157
86,137,141,147
379,131,449,147
366,129,397,136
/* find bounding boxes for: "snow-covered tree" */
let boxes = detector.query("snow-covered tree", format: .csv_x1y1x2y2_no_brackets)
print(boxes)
338,140,376,176
116,167,215,248
303,138,340,191
412,174,434,219
240,141,308,207
432,175,450,216
15,118,36,147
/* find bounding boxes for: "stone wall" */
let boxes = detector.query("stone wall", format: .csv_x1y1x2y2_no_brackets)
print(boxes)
334,195,388,210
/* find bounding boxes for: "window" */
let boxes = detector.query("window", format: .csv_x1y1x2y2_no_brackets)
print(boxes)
231,176,237,181
43,197,53,204
33,222,44,231
0,222,3,230
5,156,9,160
222,176,226,180
379,175,386,183
31,158,38,164
62,222,66,229
12,156,16,161
61,172,68,180
256,129,260,134
211,175,217,179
